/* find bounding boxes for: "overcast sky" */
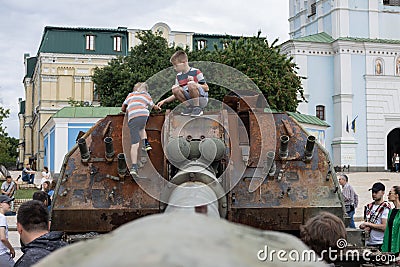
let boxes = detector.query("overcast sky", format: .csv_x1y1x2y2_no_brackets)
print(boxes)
0,0,289,138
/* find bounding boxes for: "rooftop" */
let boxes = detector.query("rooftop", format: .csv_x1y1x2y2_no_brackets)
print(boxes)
287,111,330,127
52,107,121,118
293,32,335,43
293,32,400,44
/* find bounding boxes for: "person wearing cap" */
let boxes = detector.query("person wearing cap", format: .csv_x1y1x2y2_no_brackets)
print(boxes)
360,182,391,249
338,174,359,228
0,195,15,267
14,200,67,267
1,176,16,211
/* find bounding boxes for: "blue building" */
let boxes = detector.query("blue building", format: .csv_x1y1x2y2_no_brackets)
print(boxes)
41,107,120,173
282,0,400,171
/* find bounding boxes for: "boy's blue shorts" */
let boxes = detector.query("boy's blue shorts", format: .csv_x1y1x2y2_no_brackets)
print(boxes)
128,116,148,144
181,86,208,108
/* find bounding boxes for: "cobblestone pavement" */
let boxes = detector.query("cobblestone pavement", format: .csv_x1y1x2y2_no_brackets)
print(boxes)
4,171,400,261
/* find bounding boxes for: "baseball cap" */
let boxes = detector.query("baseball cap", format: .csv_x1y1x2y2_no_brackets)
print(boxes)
0,195,14,203
369,182,385,192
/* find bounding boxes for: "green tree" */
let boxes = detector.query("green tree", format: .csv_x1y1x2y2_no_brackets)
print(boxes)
0,107,18,168
92,30,177,107
189,32,304,111
93,31,303,111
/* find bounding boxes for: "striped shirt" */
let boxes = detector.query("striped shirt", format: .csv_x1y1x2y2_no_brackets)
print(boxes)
123,91,154,121
341,183,359,207
175,67,206,89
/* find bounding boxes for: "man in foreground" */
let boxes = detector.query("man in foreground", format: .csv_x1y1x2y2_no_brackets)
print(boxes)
14,200,66,267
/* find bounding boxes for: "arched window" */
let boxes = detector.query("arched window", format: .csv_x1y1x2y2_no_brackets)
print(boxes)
375,59,384,75
396,57,400,76
316,105,325,121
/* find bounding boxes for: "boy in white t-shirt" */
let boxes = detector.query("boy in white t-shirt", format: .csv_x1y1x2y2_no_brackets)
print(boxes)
360,182,391,248
0,195,15,266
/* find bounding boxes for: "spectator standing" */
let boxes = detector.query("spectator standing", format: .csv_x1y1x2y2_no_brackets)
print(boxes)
382,186,400,254
14,200,67,267
1,176,16,211
360,182,391,248
48,181,56,204
392,153,397,172
0,195,15,267
33,191,51,210
40,167,51,190
338,174,359,228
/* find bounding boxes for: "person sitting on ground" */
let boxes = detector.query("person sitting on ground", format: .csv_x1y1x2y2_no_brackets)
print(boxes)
156,50,209,117
14,200,67,267
1,176,16,197
121,82,159,178
360,182,391,249
21,164,35,184
300,211,347,264
0,195,15,267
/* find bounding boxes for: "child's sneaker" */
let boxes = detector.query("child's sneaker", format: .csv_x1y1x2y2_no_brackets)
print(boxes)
191,107,203,117
144,143,152,151
130,167,138,178
181,106,193,116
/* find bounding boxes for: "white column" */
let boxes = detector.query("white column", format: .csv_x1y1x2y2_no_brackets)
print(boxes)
294,53,309,114
331,0,350,39
368,0,379,39
317,1,324,33
55,122,69,173
331,46,357,167
289,0,295,19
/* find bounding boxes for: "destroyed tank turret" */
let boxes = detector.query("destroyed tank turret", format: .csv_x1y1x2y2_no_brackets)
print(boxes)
50,94,346,234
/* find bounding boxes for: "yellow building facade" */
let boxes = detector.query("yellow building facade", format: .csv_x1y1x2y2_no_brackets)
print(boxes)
20,26,129,170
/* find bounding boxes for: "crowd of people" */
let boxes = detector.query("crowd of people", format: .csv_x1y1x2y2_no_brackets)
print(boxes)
2,50,400,265
338,173,400,258
0,50,212,265
0,164,64,267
